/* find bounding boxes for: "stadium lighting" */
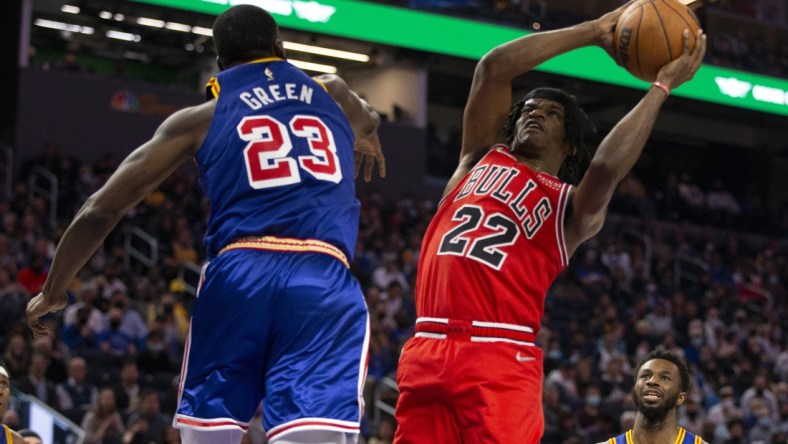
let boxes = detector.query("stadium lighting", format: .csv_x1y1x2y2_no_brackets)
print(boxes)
191,26,212,36
288,59,337,74
165,22,192,32
107,30,141,42
136,17,166,28
61,5,80,14
34,19,94,35
283,42,369,62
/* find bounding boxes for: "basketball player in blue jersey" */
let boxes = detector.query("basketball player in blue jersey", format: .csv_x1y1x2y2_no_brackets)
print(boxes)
0,364,25,444
600,348,708,444
26,5,384,444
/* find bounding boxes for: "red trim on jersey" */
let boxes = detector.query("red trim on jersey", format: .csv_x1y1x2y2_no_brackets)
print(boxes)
175,416,249,430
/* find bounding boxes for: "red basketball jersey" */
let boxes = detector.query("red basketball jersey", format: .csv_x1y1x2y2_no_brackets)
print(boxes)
416,146,572,332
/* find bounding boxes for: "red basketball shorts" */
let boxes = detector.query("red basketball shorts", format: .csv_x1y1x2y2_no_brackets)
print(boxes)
393,320,544,443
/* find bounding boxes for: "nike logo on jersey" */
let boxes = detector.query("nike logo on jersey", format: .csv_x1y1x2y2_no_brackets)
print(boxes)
516,352,536,362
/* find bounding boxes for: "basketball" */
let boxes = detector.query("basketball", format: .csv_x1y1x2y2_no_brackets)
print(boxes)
614,0,700,82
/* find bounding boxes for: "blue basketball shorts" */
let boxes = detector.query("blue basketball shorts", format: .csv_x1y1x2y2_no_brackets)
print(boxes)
174,243,369,442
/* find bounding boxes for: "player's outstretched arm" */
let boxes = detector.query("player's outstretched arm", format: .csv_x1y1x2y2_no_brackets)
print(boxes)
565,29,706,254
26,101,214,338
314,74,384,182
446,3,633,197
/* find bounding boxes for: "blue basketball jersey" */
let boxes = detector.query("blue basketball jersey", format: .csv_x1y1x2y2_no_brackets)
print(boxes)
197,58,359,259
607,427,702,444
0,424,11,444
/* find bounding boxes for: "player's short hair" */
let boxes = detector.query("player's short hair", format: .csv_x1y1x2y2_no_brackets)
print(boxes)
502,88,595,184
213,5,280,66
0,361,8,379
634,347,691,393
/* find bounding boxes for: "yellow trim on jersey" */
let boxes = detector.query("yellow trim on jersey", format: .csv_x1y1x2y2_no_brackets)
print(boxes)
626,429,634,444
248,57,284,64
2,424,11,443
676,428,687,444
204,58,284,100
205,76,220,100
312,78,329,92
220,236,349,268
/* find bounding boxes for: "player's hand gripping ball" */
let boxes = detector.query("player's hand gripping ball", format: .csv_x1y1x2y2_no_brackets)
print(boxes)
615,0,700,82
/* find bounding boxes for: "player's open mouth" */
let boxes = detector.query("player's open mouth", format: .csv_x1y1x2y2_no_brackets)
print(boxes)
525,121,543,131
642,389,662,400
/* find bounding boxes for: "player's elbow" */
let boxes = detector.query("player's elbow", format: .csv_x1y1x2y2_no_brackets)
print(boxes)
78,194,125,230
475,48,511,82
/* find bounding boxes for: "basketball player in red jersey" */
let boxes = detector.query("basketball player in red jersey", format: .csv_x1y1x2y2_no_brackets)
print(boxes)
393,3,707,443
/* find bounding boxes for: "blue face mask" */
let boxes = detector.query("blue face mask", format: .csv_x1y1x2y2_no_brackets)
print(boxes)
548,350,563,361
586,395,601,407
758,417,771,428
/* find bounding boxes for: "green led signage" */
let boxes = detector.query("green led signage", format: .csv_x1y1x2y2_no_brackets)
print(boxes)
131,0,788,116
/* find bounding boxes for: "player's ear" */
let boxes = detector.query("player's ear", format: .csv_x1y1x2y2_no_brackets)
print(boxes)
676,391,687,407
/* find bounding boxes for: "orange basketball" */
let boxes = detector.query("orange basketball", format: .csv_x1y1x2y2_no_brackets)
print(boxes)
614,0,700,82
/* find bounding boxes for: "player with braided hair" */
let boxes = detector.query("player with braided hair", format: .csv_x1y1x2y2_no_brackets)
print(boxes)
394,1,706,442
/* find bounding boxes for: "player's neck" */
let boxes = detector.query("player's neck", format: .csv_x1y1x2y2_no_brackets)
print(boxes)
631,413,680,444
511,152,559,176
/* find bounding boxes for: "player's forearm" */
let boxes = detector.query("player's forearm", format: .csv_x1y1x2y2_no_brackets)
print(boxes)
41,199,123,300
480,20,601,81
580,87,667,214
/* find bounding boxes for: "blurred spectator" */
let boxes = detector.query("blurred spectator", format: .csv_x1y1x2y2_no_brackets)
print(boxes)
56,356,98,424
97,307,137,360
0,267,29,337
16,351,61,411
707,181,741,226
16,253,47,295
2,332,30,379
61,305,98,352
63,282,105,335
112,360,141,415
106,290,147,351
81,387,125,444
125,389,170,443
136,329,174,386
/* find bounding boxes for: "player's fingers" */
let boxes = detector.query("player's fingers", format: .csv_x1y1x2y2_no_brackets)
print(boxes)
354,153,362,178
682,29,692,56
28,319,48,339
377,154,386,178
365,155,374,182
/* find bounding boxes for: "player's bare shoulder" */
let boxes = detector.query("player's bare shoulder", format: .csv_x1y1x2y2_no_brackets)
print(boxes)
155,100,217,155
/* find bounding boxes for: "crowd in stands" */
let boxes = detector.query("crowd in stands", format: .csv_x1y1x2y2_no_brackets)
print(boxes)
0,142,785,443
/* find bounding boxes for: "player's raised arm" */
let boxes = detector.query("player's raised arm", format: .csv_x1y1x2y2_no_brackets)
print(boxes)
26,101,214,338
315,74,384,181
447,3,631,197
565,29,706,254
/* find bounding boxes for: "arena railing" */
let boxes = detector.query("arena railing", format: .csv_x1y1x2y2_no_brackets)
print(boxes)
178,260,203,296
372,376,398,431
123,225,159,271
673,254,709,290
9,386,85,444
